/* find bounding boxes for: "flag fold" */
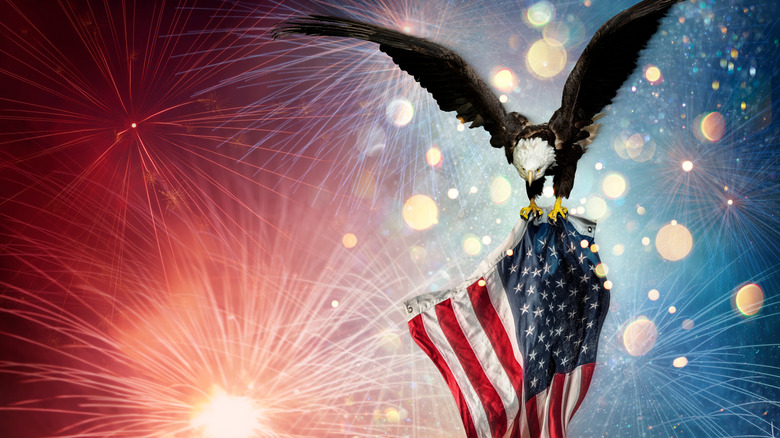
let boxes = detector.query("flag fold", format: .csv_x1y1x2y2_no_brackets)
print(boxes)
405,212,610,438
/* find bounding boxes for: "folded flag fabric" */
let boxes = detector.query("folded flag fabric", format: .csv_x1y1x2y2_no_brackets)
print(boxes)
404,213,610,438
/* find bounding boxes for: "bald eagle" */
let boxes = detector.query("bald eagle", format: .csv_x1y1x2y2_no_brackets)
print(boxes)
273,0,682,221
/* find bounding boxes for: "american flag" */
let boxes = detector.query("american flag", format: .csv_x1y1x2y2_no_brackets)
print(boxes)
405,214,610,438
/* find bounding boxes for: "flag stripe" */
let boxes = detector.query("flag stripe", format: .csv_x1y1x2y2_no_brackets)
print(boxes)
467,279,525,395
561,366,583,437
526,391,542,438
547,372,566,438
484,268,523,369
436,299,508,438
408,313,479,438
569,363,596,421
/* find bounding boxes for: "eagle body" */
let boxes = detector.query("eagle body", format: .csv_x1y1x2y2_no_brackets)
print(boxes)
273,0,683,220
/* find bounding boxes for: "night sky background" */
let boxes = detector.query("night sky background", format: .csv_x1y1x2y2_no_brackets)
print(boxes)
0,0,778,437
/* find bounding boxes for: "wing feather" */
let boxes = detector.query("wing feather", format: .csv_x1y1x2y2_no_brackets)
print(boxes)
549,0,682,146
272,15,516,148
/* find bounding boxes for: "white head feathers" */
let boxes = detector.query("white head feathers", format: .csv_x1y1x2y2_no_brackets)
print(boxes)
512,137,556,181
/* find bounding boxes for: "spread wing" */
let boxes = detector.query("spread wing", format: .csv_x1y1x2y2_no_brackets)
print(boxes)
272,15,523,149
549,0,683,148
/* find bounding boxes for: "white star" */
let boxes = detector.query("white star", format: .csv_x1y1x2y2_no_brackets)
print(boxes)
522,266,530,276
527,285,536,295
578,253,587,264
568,310,577,319
544,278,550,287
538,332,546,342
550,250,559,259
590,302,599,310
561,356,570,366
580,273,590,284
548,303,555,312
524,324,535,336
514,283,523,294
553,348,561,357
521,303,530,314
592,283,600,292
557,302,567,312
537,238,546,246
565,333,575,342
538,359,546,368
567,242,576,254
532,267,541,277
509,264,517,274
582,295,590,304
544,342,551,351
586,321,594,329
526,248,533,257
531,377,539,387
555,279,565,289
537,254,544,263
555,326,564,336
567,265,576,274
533,307,543,318
545,316,551,325
569,288,578,297
581,344,589,354
541,291,549,300
528,350,537,361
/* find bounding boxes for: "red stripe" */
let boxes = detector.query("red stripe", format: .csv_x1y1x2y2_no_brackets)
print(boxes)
467,278,526,437
437,299,508,438
466,279,524,394
408,314,478,438
569,363,596,420
547,373,566,438
525,394,541,438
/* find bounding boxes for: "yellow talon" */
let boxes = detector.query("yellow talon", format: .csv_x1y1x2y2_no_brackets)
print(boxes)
548,196,568,221
520,198,543,220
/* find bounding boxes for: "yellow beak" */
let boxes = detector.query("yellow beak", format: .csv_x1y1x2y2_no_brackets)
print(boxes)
526,170,534,186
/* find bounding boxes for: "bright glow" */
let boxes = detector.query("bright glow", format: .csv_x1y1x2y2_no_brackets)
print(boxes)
543,21,571,44
190,389,262,438
637,205,646,215
669,306,677,314
682,319,694,330
655,222,693,261
543,186,555,198
386,99,414,126
490,176,512,204
641,237,650,246
482,235,492,245
673,357,689,368
594,263,608,278
595,162,604,170
526,1,554,26
447,188,459,199
623,317,657,356
130,122,137,128
602,172,627,199
590,243,599,253
426,146,442,167
682,160,693,172
463,234,482,256
331,300,339,308
526,39,567,78
735,283,764,316
580,239,589,248
402,194,438,230
696,111,726,142
644,65,662,83
648,289,660,301
499,94,508,103
603,280,613,290
342,233,357,248
586,196,608,219
612,244,625,256
492,68,515,92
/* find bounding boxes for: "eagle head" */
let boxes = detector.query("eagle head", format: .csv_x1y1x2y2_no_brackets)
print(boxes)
512,137,556,186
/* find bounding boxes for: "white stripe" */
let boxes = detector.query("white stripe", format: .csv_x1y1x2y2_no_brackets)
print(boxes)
450,290,519,435
537,386,552,438
562,366,583,436
421,307,492,438
484,266,523,370
512,386,532,438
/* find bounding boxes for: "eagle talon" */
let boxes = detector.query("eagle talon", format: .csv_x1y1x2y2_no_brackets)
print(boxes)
548,196,568,222
520,199,543,220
